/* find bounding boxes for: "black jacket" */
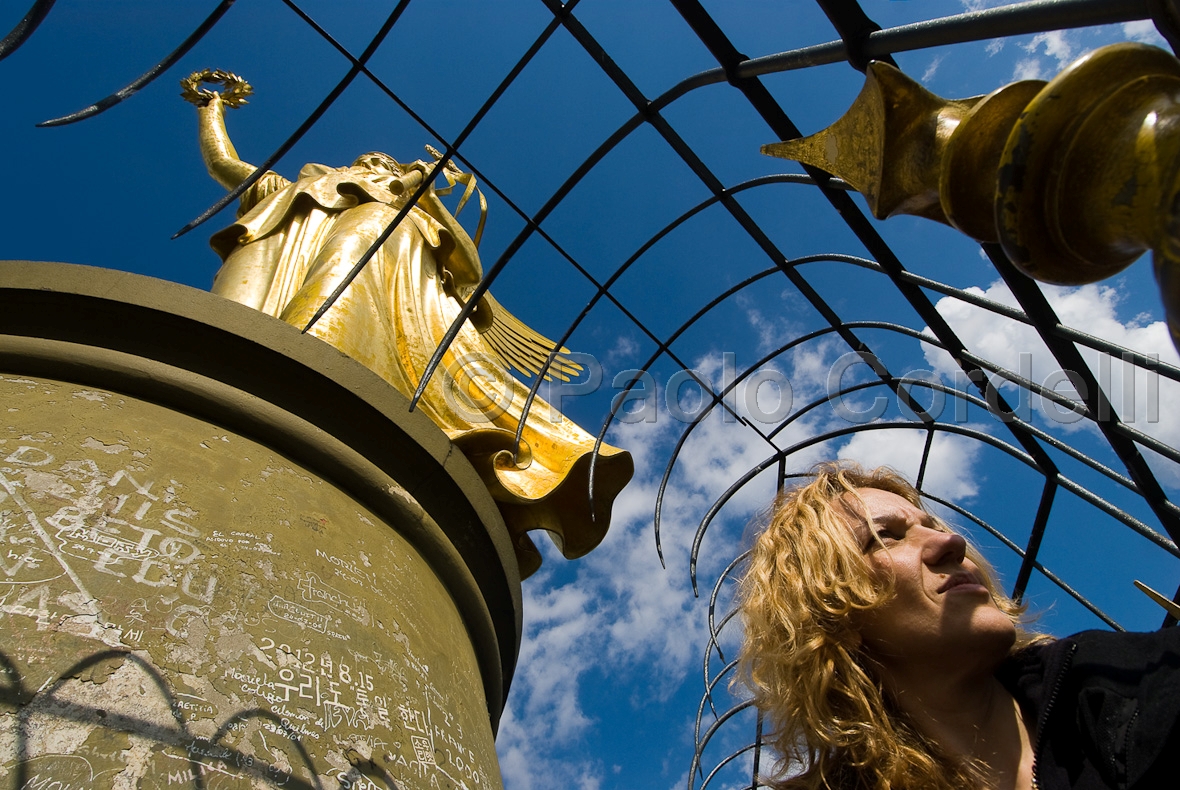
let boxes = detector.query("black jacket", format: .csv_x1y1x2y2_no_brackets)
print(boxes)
997,628,1180,789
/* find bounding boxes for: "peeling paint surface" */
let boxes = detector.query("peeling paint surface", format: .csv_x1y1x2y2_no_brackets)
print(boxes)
0,375,500,789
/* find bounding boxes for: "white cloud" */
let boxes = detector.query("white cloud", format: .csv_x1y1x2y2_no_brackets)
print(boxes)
1122,20,1167,47
1023,31,1074,67
605,334,640,367
1011,30,1079,82
738,291,803,356
1012,57,1045,81
986,39,1005,57
837,428,983,500
960,0,1005,10
920,279,1180,484
922,55,945,84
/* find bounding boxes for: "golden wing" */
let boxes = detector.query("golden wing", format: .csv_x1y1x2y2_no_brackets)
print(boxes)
475,293,584,382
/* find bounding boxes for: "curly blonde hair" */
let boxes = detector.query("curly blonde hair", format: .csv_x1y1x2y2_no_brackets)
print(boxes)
736,462,1040,789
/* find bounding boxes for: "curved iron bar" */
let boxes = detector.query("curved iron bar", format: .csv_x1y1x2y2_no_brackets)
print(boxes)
676,0,1152,93
654,314,1180,602
768,347,1092,468
509,173,822,455
37,0,236,126
804,255,1180,386
688,698,757,790
646,323,929,557
295,0,572,335
983,245,1180,542
915,422,935,490
716,305,1180,479
556,6,962,515
708,552,749,664
700,553,747,719
690,420,1178,593
653,317,873,560
698,741,762,790
703,608,740,712
1056,323,1180,382
0,0,55,62
698,609,736,713
695,656,740,754
1101,413,1180,467
752,708,766,790
1014,475,1059,600
778,372,1155,512
172,0,413,238
667,0,1073,539
654,312,1137,563
768,418,1176,557
642,310,987,560
922,491,1124,630
278,0,673,402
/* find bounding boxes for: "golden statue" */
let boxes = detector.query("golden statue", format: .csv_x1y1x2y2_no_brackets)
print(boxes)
762,43,1180,352
182,70,633,577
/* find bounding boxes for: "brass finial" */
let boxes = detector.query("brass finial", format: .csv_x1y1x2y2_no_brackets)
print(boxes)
763,43,1180,352
762,62,983,225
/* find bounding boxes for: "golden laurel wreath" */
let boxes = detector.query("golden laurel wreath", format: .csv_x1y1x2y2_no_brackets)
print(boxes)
180,69,253,108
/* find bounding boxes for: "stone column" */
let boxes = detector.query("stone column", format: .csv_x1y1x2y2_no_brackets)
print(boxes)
0,261,520,790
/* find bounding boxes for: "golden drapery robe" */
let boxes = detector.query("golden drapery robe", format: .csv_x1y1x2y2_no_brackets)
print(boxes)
209,157,633,577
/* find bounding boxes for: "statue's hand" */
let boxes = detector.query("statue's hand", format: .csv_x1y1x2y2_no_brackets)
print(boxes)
180,69,253,108
386,168,426,197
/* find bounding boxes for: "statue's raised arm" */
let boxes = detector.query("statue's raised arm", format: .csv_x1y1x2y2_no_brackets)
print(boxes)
181,69,257,191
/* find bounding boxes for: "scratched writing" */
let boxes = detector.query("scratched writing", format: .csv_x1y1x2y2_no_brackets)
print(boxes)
298,573,370,626
267,595,329,633
171,699,216,717
207,529,278,556
313,548,376,588
0,507,58,586
410,735,435,766
1,446,218,610
0,386,502,790
17,773,90,790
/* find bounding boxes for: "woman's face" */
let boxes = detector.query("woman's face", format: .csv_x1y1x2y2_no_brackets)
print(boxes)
843,488,1016,666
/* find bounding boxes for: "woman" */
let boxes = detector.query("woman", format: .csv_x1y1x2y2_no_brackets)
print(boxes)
738,463,1180,789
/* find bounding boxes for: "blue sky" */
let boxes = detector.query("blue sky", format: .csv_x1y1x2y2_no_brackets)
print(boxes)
3,1,1179,788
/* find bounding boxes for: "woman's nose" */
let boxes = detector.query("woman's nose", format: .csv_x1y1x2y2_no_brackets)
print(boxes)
920,528,967,566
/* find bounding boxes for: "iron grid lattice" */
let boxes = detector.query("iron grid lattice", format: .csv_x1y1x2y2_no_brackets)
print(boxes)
4,0,1180,787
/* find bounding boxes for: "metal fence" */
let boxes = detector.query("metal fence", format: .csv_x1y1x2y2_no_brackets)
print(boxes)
4,1,1178,787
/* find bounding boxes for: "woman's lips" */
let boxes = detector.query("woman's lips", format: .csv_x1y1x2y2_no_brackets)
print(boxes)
937,572,988,594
